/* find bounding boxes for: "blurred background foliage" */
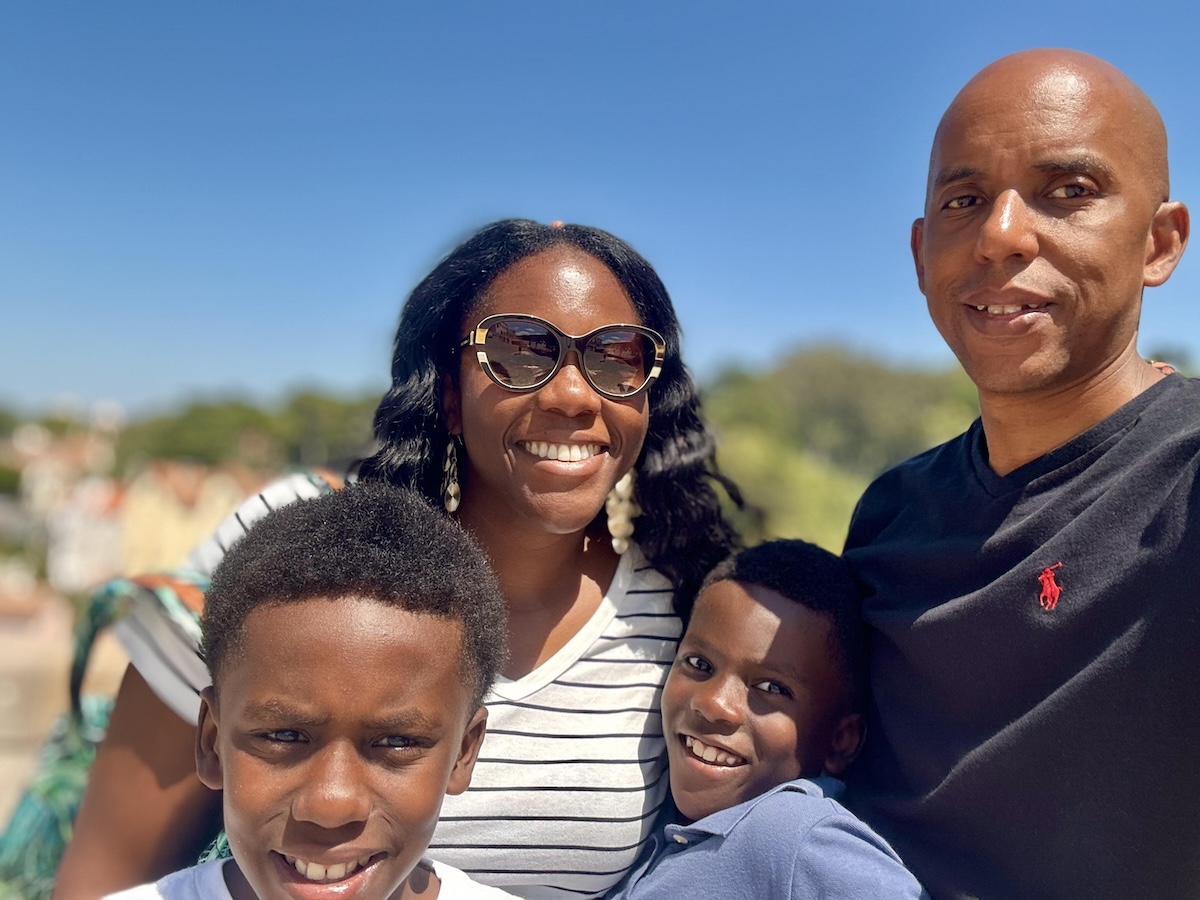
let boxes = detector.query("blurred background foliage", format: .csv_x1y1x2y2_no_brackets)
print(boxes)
13,343,1192,551
707,346,979,548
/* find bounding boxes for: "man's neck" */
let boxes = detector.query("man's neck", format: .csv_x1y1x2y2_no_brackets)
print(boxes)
978,353,1164,476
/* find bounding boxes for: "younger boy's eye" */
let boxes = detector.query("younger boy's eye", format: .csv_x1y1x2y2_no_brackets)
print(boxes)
751,679,793,698
682,654,713,674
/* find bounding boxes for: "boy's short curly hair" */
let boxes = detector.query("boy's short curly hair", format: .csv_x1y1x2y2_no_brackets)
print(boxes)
201,481,506,708
700,540,867,713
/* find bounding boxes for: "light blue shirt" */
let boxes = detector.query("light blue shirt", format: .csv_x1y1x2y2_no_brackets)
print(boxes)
607,776,928,899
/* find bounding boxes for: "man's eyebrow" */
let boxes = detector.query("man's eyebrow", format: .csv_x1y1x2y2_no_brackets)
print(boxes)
932,166,984,190
1033,155,1115,181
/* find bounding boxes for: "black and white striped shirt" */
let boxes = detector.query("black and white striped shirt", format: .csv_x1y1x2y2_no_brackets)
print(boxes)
115,473,681,899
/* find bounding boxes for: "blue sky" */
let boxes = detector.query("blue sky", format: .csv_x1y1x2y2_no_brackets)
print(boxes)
5,1,1199,417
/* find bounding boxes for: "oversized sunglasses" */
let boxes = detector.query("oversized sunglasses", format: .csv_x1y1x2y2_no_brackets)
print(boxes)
458,314,666,399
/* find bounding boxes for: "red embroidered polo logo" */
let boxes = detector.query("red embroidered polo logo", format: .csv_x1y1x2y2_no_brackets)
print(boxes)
1037,562,1064,611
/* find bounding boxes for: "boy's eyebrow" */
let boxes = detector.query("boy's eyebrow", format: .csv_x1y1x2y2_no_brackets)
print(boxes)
239,698,443,732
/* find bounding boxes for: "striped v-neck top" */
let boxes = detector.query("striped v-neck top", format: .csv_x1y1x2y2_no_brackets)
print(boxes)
114,473,681,899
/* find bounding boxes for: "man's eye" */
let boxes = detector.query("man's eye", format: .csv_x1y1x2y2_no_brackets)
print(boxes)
751,680,793,698
682,654,712,674
1049,183,1090,199
944,195,981,210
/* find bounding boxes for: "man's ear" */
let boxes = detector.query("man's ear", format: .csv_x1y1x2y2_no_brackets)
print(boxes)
911,218,927,294
1144,201,1190,287
446,707,488,796
822,712,866,778
441,372,463,436
195,686,224,792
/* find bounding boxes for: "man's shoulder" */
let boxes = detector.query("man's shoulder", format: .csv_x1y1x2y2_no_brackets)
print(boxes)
844,426,977,552
1144,374,1200,422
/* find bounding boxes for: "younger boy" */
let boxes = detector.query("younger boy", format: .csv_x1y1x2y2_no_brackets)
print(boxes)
611,540,926,898
107,482,516,899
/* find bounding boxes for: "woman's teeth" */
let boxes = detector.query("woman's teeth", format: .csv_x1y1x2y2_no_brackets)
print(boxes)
685,735,745,767
521,442,602,461
284,854,373,882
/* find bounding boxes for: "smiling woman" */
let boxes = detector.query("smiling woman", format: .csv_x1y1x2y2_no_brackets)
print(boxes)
57,219,742,900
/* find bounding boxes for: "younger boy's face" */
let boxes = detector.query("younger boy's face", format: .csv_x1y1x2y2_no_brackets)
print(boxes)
661,580,857,823
197,596,486,900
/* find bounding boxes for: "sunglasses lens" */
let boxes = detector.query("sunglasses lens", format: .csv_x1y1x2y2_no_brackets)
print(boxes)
583,329,657,397
482,319,560,387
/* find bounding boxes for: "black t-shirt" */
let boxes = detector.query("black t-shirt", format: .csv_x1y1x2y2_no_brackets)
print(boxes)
844,375,1200,900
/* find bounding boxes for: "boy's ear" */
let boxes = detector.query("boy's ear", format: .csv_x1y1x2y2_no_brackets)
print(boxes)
822,712,866,778
445,706,488,796
195,686,224,792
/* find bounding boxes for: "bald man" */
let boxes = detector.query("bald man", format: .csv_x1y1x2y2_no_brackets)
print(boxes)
843,50,1196,899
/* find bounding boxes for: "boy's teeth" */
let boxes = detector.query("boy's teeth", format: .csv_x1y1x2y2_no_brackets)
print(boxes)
684,735,744,767
522,441,602,461
286,855,368,882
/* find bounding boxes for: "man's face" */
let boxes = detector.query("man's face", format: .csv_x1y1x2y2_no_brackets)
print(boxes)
914,65,1172,397
197,597,485,900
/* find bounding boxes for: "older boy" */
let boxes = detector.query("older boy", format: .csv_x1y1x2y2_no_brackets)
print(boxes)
610,541,925,899
106,482,516,899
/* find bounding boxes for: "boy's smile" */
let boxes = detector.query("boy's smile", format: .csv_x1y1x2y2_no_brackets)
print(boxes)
661,581,856,823
197,596,486,900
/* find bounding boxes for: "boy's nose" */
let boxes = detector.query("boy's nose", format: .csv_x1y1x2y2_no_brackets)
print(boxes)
691,675,745,728
292,743,373,829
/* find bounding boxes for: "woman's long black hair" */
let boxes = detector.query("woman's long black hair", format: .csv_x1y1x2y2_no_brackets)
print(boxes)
357,219,740,617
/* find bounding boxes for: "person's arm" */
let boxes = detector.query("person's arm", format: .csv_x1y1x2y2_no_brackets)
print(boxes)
53,665,222,900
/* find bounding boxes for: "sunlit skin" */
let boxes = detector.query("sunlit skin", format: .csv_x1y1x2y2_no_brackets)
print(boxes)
912,49,1189,475
195,598,486,900
661,581,864,824
442,247,651,675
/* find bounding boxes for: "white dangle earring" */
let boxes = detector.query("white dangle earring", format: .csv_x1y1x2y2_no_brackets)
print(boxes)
605,470,639,555
442,436,462,513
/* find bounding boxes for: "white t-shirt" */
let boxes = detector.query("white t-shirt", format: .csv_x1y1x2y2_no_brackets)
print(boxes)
104,858,520,899
114,475,682,900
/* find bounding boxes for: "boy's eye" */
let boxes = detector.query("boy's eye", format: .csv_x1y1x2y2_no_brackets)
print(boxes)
751,679,793,698
375,735,416,750
682,654,713,674
263,729,304,743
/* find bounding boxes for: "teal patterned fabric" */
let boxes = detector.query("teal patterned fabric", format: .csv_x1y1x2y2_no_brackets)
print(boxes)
0,571,209,900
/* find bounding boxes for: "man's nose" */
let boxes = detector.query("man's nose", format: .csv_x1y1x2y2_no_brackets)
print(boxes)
974,189,1040,264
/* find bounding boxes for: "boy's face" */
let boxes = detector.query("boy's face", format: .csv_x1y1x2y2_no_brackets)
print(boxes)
661,580,861,823
197,596,486,900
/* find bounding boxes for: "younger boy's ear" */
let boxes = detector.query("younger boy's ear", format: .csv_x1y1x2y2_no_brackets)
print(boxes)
822,712,866,778
195,686,224,792
445,707,488,796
